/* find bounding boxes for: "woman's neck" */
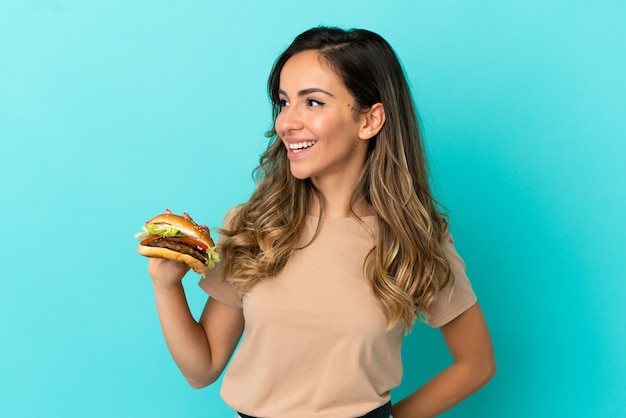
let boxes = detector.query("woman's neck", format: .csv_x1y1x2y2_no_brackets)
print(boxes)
308,189,374,218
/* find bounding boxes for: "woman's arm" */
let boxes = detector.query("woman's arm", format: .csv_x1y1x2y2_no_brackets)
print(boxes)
391,303,496,418
150,257,244,388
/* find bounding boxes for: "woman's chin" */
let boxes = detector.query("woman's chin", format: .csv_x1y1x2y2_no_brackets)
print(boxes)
289,166,312,180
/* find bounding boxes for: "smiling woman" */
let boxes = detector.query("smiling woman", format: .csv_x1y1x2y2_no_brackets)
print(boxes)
2,0,624,416
142,26,495,418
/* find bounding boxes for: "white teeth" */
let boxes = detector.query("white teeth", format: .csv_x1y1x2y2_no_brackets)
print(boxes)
289,141,316,151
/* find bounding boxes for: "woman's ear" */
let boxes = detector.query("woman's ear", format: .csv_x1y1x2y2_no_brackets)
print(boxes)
359,102,386,140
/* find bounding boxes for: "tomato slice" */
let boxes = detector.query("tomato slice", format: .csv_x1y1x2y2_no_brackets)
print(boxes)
140,236,161,246
140,236,208,252
171,236,209,252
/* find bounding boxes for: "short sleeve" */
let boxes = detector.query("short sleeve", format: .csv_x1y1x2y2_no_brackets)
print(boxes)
198,209,243,309
426,233,477,328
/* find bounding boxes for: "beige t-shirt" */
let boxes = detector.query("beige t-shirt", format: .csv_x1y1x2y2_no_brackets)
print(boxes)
199,215,476,418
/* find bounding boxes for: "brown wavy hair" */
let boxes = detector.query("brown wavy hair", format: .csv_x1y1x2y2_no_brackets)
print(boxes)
219,26,453,329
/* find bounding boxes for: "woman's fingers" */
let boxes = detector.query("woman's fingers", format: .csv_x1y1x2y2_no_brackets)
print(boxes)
148,257,190,285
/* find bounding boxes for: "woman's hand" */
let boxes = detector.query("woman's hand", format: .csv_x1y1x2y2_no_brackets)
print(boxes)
148,257,191,287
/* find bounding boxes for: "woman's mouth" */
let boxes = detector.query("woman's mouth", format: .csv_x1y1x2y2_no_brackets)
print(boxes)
289,140,317,153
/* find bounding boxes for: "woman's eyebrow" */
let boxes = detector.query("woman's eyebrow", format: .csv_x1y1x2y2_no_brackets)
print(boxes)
278,87,335,98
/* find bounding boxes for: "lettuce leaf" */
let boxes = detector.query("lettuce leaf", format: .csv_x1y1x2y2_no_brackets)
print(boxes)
134,223,186,240
206,246,220,269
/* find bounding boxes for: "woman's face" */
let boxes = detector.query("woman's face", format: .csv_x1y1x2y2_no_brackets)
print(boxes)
275,50,369,187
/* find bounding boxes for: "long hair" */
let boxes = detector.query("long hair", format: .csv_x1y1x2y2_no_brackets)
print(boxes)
219,26,452,329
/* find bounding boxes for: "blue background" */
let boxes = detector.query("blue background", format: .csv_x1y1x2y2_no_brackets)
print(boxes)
1,1,624,417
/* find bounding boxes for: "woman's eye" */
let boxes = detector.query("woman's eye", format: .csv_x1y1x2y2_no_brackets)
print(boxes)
307,98,324,107
278,99,289,108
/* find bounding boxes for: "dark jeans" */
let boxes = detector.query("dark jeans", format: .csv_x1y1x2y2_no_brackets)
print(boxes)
236,400,392,418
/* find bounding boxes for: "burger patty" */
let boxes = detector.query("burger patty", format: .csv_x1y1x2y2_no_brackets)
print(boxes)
144,238,207,264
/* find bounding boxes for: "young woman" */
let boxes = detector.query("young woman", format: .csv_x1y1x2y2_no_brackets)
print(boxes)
146,27,495,418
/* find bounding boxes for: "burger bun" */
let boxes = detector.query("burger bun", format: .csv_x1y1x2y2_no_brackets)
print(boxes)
137,245,207,275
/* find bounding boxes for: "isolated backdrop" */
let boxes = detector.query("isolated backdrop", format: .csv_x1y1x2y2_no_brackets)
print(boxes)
1,1,625,417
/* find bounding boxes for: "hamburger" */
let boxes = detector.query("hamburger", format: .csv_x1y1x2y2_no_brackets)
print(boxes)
135,211,219,274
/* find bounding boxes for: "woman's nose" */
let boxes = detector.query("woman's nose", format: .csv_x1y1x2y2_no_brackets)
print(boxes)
275,105,302,135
